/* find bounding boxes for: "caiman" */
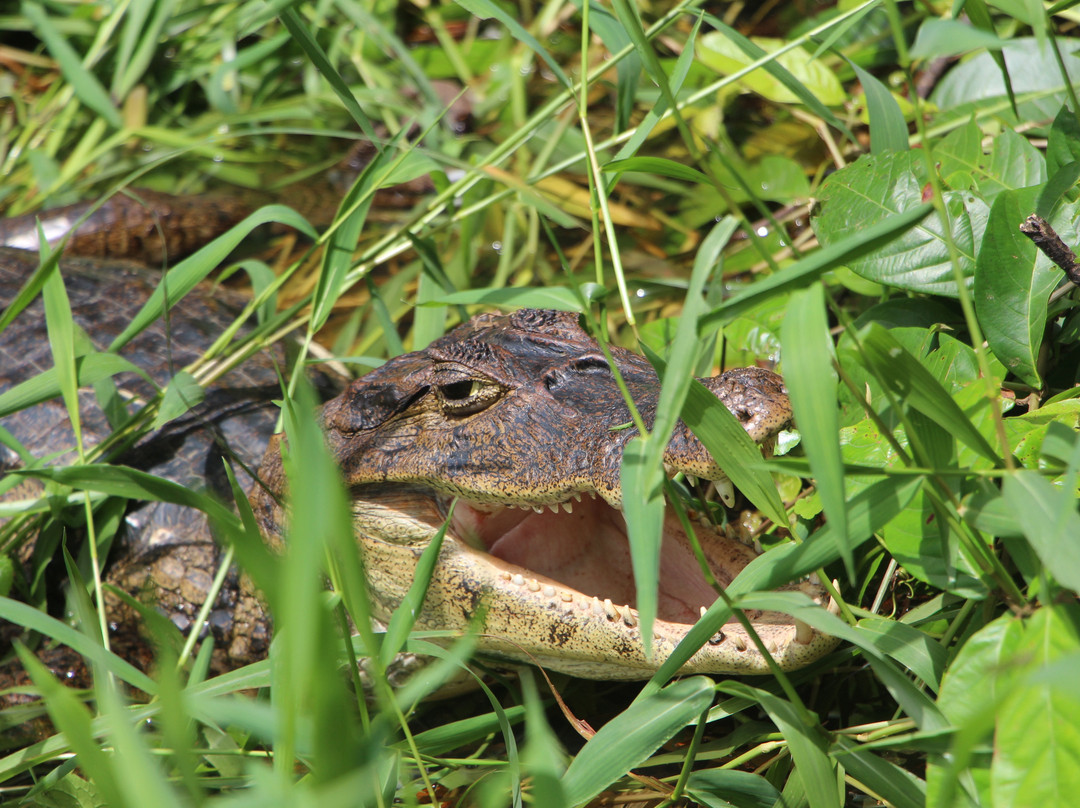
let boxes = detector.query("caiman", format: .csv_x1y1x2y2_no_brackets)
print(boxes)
0,248,836,695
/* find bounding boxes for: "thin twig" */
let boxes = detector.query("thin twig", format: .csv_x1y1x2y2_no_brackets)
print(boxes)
1019,214,1080,304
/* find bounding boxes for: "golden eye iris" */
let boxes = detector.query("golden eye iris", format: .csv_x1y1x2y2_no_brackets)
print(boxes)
436,378,500,415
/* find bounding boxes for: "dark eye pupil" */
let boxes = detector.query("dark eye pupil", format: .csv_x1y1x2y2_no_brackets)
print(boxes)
442,380,474,400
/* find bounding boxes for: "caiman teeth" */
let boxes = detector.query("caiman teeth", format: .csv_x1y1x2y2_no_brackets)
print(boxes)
794,618,814,645
713,477,735,508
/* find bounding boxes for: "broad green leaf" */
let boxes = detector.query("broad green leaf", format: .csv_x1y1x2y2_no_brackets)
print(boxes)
561,677,715,805
849,61,909,153
980,129,1046,202
882,487,987,597
455,0,572,89
931,39,1080,126
697,33,846,106
857,323,1001,463
721,683,840,808
963,0,1018,117
1045,103,1080,178
1036,161,1080,219
108,205,316,351
813,151,989,297
831,736,926,808
855,617,947,692
703,202,933,327
1002,470,1080,594
973,188,1064,387
152,371,205,429
742,154,811,201
991,605,1080,807
685,769,782,808
937,614,1020,727
781,284,848,575
936,117,982,189
909,18,1009,58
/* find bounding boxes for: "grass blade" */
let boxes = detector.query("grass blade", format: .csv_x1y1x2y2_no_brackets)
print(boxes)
456,0,572,89
701,203,933,327
561,677,715,805
781,284,848,576
107,205,316,351
21,1,122,129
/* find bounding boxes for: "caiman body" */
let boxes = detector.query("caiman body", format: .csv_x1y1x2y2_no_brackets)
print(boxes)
1,249,834,687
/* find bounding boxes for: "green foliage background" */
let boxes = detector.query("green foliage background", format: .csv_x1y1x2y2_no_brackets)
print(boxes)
1,0,1080,805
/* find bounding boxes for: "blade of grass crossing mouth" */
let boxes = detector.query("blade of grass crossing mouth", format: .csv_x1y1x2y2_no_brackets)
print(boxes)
781,284,849,578
642,474,924,695
623,218,735,658
380,504,454,668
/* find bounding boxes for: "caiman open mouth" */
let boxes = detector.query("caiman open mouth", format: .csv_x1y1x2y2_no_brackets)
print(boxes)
444,487,758,628
347,474,838,678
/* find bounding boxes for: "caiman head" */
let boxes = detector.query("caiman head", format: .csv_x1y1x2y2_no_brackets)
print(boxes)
254,309,836,679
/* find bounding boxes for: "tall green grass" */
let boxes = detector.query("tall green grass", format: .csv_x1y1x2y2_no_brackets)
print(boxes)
2,0,1080,805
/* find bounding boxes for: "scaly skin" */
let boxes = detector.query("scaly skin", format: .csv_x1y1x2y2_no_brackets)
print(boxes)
253,308,838,678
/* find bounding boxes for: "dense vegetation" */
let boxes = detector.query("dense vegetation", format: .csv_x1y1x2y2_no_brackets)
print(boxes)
2,0,1079,805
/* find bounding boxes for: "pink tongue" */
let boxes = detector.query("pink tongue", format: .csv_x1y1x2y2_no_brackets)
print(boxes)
458,497,718,624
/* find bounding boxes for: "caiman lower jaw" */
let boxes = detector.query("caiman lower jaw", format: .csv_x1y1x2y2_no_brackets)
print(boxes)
353,484,838,678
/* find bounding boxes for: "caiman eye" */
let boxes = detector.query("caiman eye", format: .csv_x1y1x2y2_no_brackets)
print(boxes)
435,378,502,416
